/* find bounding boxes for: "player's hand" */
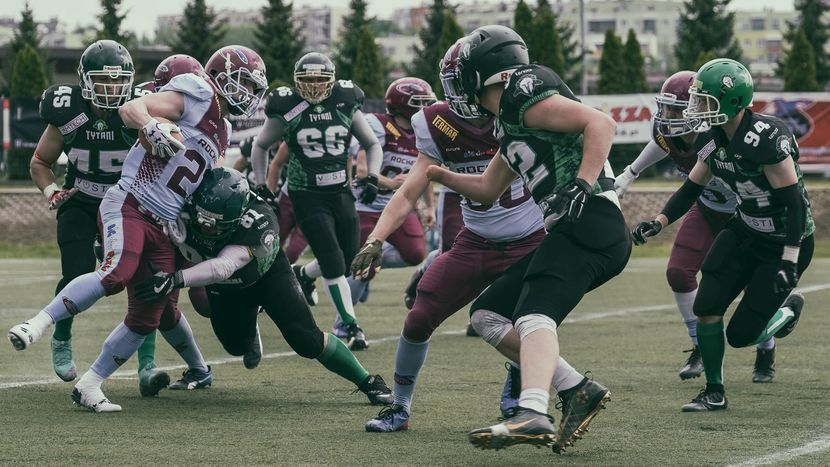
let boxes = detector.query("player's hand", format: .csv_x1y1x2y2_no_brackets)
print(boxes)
142,118,185,159
45,185,79,210
631,220,663,245
425,165,448,183
774,260,799,293
135,264,183,302
614,165,639,198
351,239,383,281
358,174,379,204
419,207,436,229
539,178,592,230
252,184,276,204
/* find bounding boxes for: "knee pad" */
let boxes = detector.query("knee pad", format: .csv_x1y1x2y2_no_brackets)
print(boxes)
665,265,696,293
514,313,557,340
470,310,513,348
285,326,325,359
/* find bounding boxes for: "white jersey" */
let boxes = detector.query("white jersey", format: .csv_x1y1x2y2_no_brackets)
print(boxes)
412,108,543,242
118,74,230,220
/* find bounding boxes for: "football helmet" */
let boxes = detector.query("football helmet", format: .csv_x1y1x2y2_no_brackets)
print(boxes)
154,54,206,89
204,45,268,117
654,70,695,137
440,25,529,118
385,77,437,120
78,40,135,109
683,58,754,133
294,53,336,104
186,168,251,243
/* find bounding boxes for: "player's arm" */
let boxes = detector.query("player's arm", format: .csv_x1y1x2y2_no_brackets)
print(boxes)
426,153,516,204
355,149,399,190
351,110,383,204
30,124,77,209
764,157,805,291
120,91,187,158
615,140,669,197
252,118,286,187
267,142,289,192
419,182,436,228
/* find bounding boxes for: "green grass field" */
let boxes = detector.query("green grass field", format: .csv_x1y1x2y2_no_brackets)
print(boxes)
1,258,829,465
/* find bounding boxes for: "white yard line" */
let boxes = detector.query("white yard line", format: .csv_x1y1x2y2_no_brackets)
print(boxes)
726,432,830,466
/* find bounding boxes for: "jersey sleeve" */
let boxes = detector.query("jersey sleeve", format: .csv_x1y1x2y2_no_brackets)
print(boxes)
237,202,279,258
39,84,84,132
264,87,305,125
331,80,365,115
500,65,576,131
412,110,443,164
160,74,214,101
746,116,798,165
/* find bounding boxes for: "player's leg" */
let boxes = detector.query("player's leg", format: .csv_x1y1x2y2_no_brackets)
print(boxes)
278,194,309,264
327,191,367,349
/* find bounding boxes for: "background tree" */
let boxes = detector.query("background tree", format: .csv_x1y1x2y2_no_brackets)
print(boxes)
513,0,534,50
170,0,227,63
2,2,41,94
622,29,648,93
352,26,385,98
779,0,830,88
530,0,565,74
255,0,304,84
95,0,135,46
8,44,48,180
597,30,627,94
675,0,742,71
783,29,820,91
694,50,719,70
557,19,584,91
334,0,371,81
408,0,449,92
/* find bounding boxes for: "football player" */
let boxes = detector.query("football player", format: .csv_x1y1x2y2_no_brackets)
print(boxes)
424,26,630,451
8,45,268,412
250,52,383,351
632,58,812,412
615,72,777,382
134,168,393,404
29,40,168,395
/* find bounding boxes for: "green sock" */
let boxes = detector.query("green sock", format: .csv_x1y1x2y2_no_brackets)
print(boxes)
52,316,73,341
137,331,157,372
317,333,370,386
697,321,725,385
749,306,796,346
328,283,356,326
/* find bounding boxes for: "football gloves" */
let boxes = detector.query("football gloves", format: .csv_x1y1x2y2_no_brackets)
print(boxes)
135,264,184,302
774,260,799,294
142,118,185,159
351,239,383,281
357,174,380,204
614,165,639,198
252,184,281,218
631,220,663,245
44,183,78,210
539,178,592,230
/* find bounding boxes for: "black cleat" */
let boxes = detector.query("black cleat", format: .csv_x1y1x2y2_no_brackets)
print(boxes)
752,347,776,383
346,323,368,351
357,374,393,405
468,407,557,450
403,268,424,310
681,386,728,412
292,264,319,306
243,323,263,370
774,292,804,339
679,346,703,380
553,378,611,453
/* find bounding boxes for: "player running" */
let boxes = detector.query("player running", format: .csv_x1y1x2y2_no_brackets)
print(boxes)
425,26,630,452
632,58,812,412
8,45,268,412
251,52,383,351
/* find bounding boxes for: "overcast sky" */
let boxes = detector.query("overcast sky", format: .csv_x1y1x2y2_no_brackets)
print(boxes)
3,0,795,37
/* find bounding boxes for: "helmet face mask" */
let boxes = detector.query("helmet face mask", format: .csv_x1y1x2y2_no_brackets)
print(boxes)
186,168,251,244
205,46,268,117
684,90,728,133
78,40,135,109
294,53,336,104
654,94,693,136
682,58,753,133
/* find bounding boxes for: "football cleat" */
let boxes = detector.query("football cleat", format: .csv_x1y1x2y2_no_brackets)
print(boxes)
51,337,77,382
292,264,319,306
169,365,213,390
681,386,728,412
752,347,776,383
468,407,557,450
403,268,424,310
499,362,521,419
679,346,703,380
331,315,349,339
8,320,47,351
138,362,170,397
346,323,368,351
243,324,263,370
357,374,393,405
774,292,804,339
553,378,611,453
365,404,410,432
71,386,122,413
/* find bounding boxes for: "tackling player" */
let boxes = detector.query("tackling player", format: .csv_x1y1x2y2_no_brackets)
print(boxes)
632,58,812,412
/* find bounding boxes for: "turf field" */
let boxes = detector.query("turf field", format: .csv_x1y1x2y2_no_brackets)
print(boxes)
1,258,829,465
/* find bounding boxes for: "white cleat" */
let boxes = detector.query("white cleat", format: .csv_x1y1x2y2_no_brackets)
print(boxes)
71,387,122,413
8,321,46,351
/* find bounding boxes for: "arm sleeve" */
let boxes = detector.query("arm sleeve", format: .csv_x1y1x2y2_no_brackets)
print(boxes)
351,110,383,175
660,178,706,225
774,184,806,247
252,119,286,186
180,244,253,287
412,110,443,163
630,140,669,175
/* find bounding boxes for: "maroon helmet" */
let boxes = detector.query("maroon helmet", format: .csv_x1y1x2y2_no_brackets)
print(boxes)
654,70,696,136
385,77,437,120
154,54,206,89
204,45,268,116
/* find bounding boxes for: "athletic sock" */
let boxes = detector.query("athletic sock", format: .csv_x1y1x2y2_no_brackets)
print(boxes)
160,314,208,373
757,336,775,350
750,304,797,346
316,333,370,385
380,242,409,268
697,321,725,385
52,316,73,341
301,260,322,279
392,336,430,413
552,357,585,393
674,290,698,345
323,276,357,326
346,276,367,305
136,331,157,371
518,388,550,414
89,322,147,380
75,367,107,390
44,272,106,322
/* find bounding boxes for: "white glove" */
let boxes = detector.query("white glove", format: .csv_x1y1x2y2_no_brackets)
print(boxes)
614,165,639,199
142,118,185,159
164,215,188,245
44,183,78,210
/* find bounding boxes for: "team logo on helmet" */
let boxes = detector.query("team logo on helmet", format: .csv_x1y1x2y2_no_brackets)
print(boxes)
514,75,543,97
158,64,169,73
397,83,425,93
234,48,249,64
721,75,734,89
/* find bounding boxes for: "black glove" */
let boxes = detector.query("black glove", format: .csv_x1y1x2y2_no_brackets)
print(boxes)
539,178,592,230
135,265,184,302
631,220,663,245
350,239,383,281
774,260,799,293
358,174,379,204
252,184,281,217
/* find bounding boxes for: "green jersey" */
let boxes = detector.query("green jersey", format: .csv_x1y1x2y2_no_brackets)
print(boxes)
263,81,364,193
496,64,617,203
693,109,814,242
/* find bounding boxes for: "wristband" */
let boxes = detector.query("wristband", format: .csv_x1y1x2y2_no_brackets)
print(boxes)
43,183,60,200
782,245,800,263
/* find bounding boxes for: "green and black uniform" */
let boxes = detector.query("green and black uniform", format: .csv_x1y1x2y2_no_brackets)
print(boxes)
471,64,631,325
263,81,364,278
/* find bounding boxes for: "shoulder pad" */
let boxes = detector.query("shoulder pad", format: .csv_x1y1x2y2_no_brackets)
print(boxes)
160,74,214,101
742,114,797,164
412,108,441,161
245,202,279,258
264,87,305,121
39,84,88,132
500,65,576,126
332,80,365,109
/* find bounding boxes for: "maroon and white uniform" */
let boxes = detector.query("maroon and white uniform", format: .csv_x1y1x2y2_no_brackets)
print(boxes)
276,183,309,263
402,103,545,341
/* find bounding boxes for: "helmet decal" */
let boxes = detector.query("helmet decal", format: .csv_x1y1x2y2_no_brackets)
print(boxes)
721,75,734,89
234,48,249,65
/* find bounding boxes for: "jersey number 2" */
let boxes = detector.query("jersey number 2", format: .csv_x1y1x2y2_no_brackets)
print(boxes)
167,150,207,198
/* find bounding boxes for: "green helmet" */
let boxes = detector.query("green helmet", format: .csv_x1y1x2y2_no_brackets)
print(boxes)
186,168,251,244
683,58,753,133
78,39,135,109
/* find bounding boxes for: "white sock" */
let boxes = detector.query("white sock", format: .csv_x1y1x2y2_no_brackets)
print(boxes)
27,310,55,338
76,368,106,389
302,260,322,279
518,388,549,414
674,290,698,345
323,276,357,325
551,357,584,392
160,314,208,373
